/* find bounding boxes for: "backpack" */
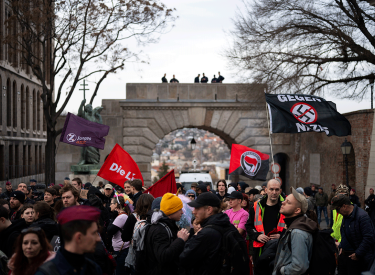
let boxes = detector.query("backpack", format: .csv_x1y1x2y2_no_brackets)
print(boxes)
133,220,172,273
287,229,336,275
205,225,250,275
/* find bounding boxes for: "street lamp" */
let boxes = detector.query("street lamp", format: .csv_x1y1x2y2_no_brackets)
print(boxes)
341,138,351,186
190,137,196,150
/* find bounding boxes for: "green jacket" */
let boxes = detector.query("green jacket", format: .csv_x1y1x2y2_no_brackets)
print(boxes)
331,209,343,242
315,192,328,207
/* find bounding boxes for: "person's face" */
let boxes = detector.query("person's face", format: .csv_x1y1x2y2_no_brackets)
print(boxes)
249,194,254,202
192,219,201,233
311,186,316,191
21,208,35,223
262,186,266,190
196,188,202,195
350,190,354,195
10,197,21,210
187,193,195,201
79,222,101,253
62,191,77,207
237,184,241,191
370,189,374,195
336,204,351,217
168,209,183,221
71,181,81,192
280,194,300,218
173,74,175,78
206,185,211,191
229,198,241,209
124,183,132,195
44,192,54,203
318,189,323,194
266,181,281,202
193,206,211,224
110,199,117,211
218,182,226,193
30,181,36,186
260,190,266,196
241,199,248,208
332,185,336,190
6,185,12,192
104,189,112,197
22,233,42,259
191,186,196,192
18,183,27,194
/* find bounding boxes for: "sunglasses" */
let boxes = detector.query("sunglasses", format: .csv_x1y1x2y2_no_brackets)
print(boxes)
187,195,195,198
21,227,42,234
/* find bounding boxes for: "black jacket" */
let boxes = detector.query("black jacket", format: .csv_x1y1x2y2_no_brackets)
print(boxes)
144,212,185,275
217,75,224,82
162,76,167,83
350,194,361,207
0,190,12,200
194,76,200,83
132,191,143,208
121,213,137,242
340,205,375,268
179,213,231,275
201,76,208,83
0,218,28,257
31,216,58,242
211,78,217,83
170,78,179,83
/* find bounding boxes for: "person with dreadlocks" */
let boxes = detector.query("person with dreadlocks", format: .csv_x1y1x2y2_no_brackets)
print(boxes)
107,194,131,275
331,184,350,244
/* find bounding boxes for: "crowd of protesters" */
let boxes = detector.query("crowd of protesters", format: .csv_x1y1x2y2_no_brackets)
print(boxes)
0,177,375,275
161,72,225,83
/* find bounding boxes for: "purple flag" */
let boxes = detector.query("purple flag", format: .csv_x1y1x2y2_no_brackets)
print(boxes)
60,112,109,150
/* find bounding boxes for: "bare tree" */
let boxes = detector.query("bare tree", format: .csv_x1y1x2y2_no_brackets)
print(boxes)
5,0,175,184
226,0,375,98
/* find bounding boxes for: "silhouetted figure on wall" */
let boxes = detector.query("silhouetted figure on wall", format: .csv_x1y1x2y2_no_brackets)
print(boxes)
217,71,225,83
162,73,167,83
170,75,179,83
194,74,200,83
201,73,208,83
211,75,217,83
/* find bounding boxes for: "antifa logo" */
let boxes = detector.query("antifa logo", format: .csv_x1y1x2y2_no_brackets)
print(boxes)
66,133,77,142
290,103,318,124
240,151,261,177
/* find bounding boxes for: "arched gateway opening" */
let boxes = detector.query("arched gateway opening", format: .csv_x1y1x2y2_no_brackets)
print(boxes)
120,83,270,186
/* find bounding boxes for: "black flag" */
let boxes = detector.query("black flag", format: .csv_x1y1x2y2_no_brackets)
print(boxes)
265,94,351,137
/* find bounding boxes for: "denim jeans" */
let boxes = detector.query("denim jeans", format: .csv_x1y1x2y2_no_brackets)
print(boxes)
114,247,129,275
317,206,329,226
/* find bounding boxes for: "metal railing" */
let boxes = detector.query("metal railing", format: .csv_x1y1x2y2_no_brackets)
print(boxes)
0,164,45,185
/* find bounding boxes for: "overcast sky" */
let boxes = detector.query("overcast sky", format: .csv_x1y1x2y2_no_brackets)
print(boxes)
58,0,371,115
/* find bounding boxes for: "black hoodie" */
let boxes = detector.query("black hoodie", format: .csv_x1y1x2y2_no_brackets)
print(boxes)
179,212,232,275
0,218,28,257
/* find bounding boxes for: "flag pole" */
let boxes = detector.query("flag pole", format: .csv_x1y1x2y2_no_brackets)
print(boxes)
265,91,276,180
55,141,60,157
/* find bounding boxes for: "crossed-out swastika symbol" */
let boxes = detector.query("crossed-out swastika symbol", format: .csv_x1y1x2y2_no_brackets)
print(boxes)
290,103,318,124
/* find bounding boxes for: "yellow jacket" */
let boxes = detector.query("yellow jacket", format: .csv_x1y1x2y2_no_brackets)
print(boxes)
331,209,343,242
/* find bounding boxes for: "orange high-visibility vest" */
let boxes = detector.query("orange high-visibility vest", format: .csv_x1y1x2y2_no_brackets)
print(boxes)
253,201,285,248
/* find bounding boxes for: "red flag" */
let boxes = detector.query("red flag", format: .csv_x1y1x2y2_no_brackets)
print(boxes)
97,144,144,188
145,169,177,198
229,144,269,181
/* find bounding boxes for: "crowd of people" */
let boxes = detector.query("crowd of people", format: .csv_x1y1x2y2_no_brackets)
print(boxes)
0,177,375,275
161,72,225,83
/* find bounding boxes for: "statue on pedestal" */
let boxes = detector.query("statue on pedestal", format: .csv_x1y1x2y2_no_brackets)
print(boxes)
77,99,104,165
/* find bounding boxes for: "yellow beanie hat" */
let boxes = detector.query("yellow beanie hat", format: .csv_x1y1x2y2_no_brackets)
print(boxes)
160,193,183,216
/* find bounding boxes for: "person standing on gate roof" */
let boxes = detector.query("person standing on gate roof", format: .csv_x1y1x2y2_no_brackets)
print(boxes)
349,188,361,207
272,187,318,275
162,73,167,83
245,179,285,271
200,73,208,83
35,205,102,275
143,193,189,275
225,191,249,239
194,74,200,83
332,194,375,275
170,75,179,83
365,188,375,226
315,187,329,228
211,75,217,83
217,71,225,83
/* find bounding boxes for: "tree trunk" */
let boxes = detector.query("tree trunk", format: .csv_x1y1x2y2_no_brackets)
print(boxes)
45,129,57,185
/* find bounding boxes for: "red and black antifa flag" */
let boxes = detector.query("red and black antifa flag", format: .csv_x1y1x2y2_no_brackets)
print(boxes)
229,144,269,181
265,94,351,137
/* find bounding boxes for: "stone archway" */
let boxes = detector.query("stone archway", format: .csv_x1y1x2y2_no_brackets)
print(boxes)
121,83,271,186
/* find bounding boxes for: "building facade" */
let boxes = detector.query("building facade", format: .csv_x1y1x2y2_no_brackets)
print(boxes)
0,0,47,186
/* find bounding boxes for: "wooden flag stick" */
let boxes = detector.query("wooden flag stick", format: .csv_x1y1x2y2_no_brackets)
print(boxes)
265,99,276,180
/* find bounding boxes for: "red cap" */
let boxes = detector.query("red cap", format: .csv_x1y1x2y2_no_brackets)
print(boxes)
351,188,356,192
58,184,64,187
370,188,374,191
5,181,11,185
332,184,336,187
57,205,100,225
